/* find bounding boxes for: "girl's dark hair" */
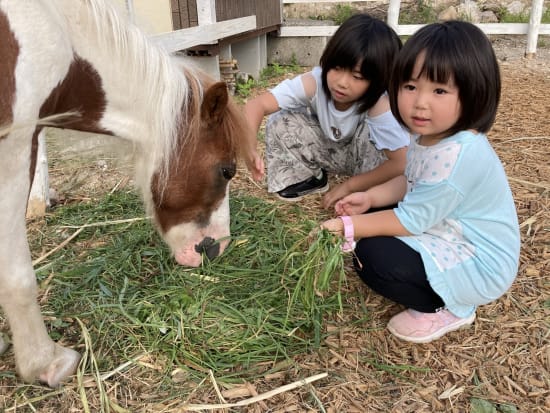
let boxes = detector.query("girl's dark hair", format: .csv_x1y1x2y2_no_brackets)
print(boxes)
320,14,402,113
388,20,501,134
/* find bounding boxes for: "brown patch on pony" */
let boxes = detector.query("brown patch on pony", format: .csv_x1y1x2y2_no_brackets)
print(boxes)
0,9,19,138
39,55,109,134
151,77,249,233
28,55,110,189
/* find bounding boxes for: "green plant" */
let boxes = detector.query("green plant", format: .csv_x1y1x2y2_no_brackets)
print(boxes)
288,53,301,72
260,63,286,79
234,62,305,99
332,4,354,25
235,76,256,98
498,7,530,23
399,0,438,24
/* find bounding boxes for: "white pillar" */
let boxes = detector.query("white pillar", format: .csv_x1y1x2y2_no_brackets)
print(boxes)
526,0,544,58
193,0,221,80
197,0,216,25
387,0,401,32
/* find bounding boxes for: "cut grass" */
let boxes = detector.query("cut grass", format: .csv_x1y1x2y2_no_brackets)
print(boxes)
30,189,346,390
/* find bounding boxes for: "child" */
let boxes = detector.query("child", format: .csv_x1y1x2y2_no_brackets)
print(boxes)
243,14,410,208
321,21,521,343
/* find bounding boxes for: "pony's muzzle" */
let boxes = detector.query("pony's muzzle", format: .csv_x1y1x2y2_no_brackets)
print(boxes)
195,237,220,260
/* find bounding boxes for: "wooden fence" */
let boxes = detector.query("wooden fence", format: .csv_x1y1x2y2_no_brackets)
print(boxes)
282,0,549,57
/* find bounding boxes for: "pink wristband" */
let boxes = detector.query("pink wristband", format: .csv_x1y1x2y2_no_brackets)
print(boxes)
339,215,356,252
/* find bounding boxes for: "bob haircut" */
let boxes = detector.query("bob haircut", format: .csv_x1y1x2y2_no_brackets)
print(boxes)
320,14,402,113
388,20,501,135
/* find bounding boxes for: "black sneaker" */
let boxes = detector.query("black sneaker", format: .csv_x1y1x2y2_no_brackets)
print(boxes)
276,170,329,201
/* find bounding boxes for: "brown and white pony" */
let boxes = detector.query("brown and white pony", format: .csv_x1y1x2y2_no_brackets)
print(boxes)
0,0,248,387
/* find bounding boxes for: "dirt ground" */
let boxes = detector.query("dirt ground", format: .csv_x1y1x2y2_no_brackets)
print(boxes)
226,37,550,413
0,37,549,412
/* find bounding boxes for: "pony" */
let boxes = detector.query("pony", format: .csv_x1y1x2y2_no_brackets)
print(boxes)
0,0,249,387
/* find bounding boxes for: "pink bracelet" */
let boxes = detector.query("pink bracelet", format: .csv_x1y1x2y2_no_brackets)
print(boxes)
339,215,356,252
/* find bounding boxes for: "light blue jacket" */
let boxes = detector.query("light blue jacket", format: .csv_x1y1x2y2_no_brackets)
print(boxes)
395,131,520,318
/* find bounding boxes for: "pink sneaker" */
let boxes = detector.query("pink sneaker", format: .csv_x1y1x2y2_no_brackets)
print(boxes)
387,308,476,343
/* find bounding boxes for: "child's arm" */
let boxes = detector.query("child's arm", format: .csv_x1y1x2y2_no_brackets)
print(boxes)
243,71,316,182
335,175,407,215
322,146,407,209
322,93,408,209
322,175,410,238
243,92,279,181
322,208,411,239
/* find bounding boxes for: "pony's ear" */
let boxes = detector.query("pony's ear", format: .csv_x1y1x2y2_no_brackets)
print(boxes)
201,82,229,125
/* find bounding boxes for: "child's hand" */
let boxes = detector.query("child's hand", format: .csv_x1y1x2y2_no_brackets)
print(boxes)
320,217,345,236
322,182,350,210
244,147,265,182
334,192,372,216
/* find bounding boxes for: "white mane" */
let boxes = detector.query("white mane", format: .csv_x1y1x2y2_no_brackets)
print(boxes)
59,0,205,188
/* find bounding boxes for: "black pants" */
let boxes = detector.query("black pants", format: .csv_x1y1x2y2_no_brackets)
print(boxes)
353,236,445,313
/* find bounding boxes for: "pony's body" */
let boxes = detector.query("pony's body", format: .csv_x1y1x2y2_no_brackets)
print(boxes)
0,0,247,386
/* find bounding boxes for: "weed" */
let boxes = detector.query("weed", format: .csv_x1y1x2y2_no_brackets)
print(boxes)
333,4,355,25
399,0,439,24
235,63,304,99
498,7,530,23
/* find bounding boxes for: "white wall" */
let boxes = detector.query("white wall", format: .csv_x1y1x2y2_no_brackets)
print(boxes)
113,0,173,34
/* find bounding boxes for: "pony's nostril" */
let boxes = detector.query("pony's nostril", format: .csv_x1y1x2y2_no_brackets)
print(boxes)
195,237,220,260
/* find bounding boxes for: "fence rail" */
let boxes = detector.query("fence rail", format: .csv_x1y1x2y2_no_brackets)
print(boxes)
151,16,257,52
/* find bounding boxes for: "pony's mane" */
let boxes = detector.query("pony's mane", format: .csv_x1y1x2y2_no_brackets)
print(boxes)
22,1,247,207
73,0,199,183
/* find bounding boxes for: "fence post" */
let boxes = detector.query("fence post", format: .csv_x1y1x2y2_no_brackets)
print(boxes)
193,0,222,80
387,0,401,31
526,0,544,58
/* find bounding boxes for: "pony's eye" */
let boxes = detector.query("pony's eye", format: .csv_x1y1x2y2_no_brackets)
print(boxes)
221,165,236,180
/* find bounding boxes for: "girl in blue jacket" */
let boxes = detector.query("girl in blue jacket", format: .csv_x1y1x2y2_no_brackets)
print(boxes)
321,21,520,343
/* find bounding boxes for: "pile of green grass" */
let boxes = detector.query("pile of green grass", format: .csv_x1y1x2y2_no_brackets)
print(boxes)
33,190,346,384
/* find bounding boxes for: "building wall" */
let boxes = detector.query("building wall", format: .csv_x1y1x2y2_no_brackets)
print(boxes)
113,0,173,34
172,0,281,31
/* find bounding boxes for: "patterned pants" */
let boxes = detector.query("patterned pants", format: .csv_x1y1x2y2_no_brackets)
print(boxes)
265,110,387,193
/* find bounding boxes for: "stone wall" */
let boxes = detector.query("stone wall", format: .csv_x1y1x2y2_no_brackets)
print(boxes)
282,0,547,24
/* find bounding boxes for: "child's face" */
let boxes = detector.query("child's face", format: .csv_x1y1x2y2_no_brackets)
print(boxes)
397,55,461,144
326,64,370,111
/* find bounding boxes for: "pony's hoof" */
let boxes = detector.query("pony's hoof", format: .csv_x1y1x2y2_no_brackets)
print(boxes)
38,345,81,388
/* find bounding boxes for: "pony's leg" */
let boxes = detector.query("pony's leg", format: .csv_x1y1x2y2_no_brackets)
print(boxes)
0,150,80,387
0,267,80,386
